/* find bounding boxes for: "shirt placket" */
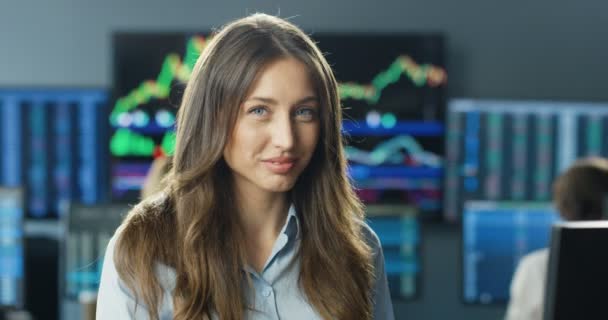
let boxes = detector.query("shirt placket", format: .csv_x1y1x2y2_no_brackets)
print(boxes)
246,231,290,320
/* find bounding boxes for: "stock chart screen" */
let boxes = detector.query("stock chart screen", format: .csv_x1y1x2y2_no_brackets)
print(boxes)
0,89,108,218
445,99,608,222
367,205,419,299
314,34,446,219
462,201,559,304
111,33,201,201
0,188,24,307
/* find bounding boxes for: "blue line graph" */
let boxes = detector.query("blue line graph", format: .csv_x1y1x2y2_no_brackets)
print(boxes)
346,135,442,167
349,165,442,179
343,121,444,136
353,177,441,190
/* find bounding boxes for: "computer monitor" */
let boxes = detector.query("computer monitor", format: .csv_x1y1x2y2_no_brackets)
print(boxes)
445,99,608,222
543,221,608,320
366,205,419,299
462,201,559,304
315,33,446,220
0,89,109,218
60,204,127,301
0,188,24,308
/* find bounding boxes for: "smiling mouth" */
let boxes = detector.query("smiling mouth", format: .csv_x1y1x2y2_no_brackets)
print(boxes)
262,159,297,174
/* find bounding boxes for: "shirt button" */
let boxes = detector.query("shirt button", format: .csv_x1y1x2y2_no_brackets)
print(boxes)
262,287,272,297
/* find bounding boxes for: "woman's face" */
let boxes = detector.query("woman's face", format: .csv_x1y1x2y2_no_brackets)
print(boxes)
223,57,321,195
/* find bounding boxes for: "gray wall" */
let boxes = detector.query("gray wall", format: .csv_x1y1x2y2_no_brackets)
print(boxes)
2,0,607,101
2,0,607,319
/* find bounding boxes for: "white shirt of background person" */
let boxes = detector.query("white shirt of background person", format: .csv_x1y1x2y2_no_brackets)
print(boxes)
504,248,549,320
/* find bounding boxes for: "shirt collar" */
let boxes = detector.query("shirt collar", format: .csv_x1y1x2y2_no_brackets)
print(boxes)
282,204,300,240
241,204,301,275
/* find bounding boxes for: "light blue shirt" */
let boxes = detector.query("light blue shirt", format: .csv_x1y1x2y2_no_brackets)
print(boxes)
97,205,395,319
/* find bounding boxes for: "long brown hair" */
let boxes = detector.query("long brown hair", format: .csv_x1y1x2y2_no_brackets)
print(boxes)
114,13,374,320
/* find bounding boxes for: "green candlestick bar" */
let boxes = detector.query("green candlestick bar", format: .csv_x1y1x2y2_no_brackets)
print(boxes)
110,129,177,157
110,36,208,125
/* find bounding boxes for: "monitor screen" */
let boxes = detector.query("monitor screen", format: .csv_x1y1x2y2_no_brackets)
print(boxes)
445,99,608,222
61,204,127,300
111,33,204,202
367,205,419,299
314,34,446,220
112,33,447,221
0,89,109,218
544,221,608,320
462,201,559,304
0,188,24,307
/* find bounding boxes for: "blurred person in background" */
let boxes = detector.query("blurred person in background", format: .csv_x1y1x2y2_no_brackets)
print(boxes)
96,13,393,320
140,156,171,199
505,157,608,320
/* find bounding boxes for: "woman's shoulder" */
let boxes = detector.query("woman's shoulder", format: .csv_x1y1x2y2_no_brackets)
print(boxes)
518,248,549,274
113,192,176,263
119,193,173,233
104,229,177,294
359,221,382,254
110,192,178,291
132,191,172,217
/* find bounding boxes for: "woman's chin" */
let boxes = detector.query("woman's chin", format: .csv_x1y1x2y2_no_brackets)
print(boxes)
261,179,296,193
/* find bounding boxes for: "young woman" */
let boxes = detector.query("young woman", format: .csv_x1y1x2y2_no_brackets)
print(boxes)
97,13,394,320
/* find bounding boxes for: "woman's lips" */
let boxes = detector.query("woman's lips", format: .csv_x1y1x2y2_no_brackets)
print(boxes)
262,157,297,174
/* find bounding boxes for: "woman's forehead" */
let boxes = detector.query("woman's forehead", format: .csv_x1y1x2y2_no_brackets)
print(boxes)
242,58,317,102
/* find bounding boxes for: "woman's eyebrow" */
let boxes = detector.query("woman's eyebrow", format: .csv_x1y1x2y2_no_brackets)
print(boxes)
247,96,277,105
295,96,319,105
246,96,318,105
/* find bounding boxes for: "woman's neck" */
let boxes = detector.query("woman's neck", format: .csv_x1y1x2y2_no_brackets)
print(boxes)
234,185,290,241
233,183,290,272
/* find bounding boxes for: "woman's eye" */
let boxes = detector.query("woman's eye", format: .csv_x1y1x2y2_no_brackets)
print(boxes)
248,106,268,116
295,107,317,120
